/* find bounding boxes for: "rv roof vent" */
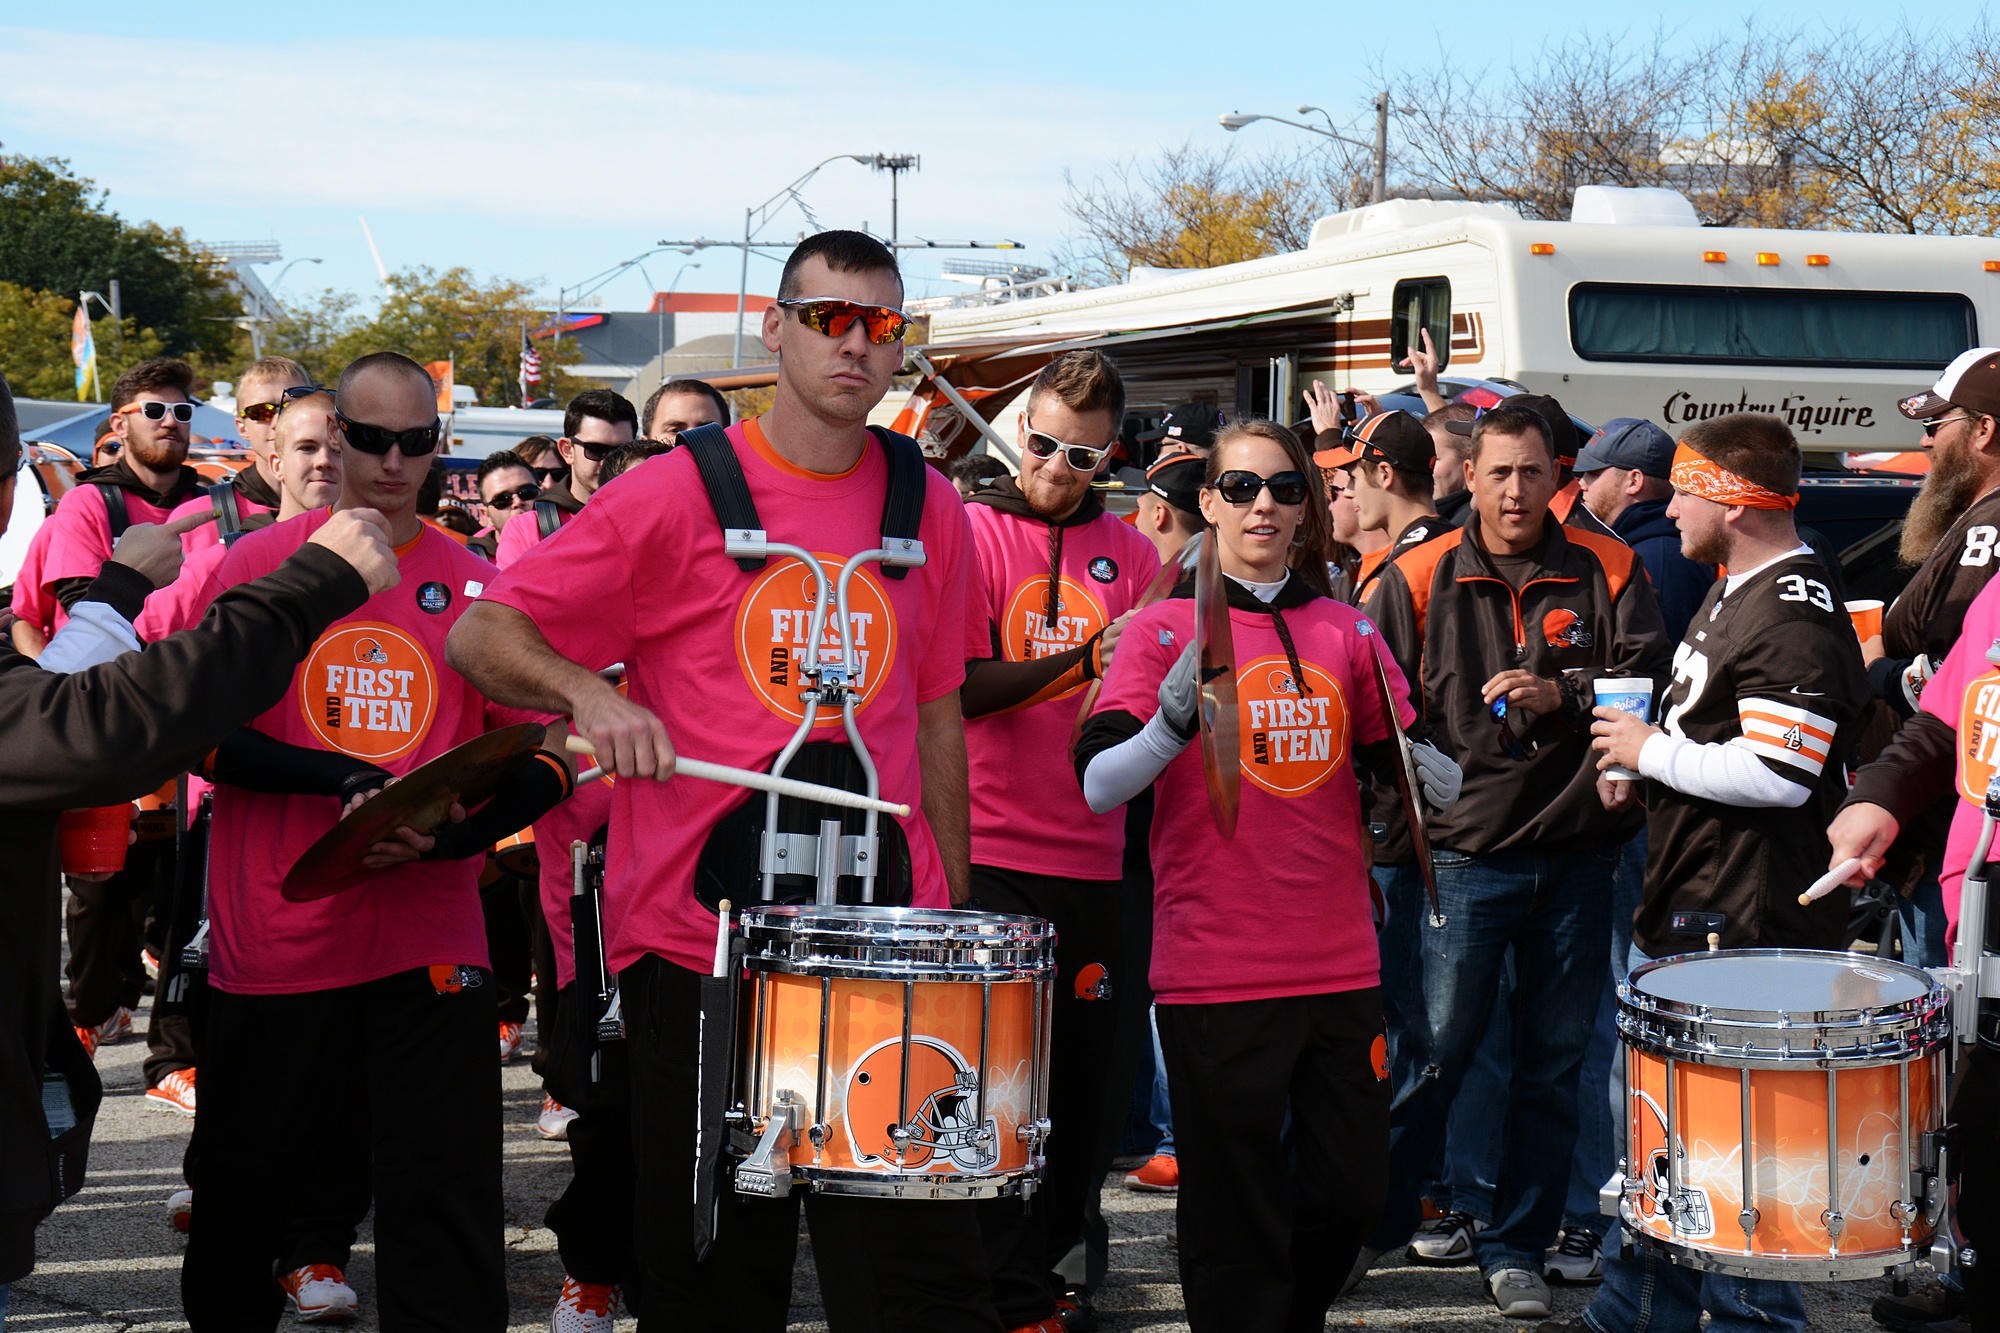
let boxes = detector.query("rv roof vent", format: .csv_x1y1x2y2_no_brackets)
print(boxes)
1570,186,1700,228
1308,198,1521,248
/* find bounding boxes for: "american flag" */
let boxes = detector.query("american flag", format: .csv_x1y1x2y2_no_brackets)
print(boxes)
519,336,543,404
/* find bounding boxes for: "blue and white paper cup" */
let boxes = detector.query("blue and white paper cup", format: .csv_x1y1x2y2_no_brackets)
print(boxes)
1594,677,1655,783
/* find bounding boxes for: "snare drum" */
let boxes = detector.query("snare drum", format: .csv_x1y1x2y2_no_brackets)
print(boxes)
1617,949,1949,1280
732,905,1055,1201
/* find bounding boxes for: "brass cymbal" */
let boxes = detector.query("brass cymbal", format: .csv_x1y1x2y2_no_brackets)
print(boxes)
1193,528,1239,838
282,723,548,902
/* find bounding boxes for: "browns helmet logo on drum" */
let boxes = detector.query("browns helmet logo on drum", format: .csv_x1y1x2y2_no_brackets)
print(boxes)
843,1036,1000,1172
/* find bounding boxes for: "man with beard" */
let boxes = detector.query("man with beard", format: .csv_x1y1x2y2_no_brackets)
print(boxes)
11,359,210,1064
957,350,1161,1332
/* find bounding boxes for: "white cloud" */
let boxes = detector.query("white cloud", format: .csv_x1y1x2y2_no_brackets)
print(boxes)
0,27,1189,248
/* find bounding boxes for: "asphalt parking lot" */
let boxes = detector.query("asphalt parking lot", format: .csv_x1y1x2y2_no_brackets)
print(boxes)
5,992,1910,1331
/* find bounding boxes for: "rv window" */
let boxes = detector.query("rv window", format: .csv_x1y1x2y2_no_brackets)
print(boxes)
1390,278,1452,373
1569,284,1974,369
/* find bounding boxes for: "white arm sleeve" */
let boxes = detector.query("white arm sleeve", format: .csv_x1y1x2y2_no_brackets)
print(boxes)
1637,732,1813,808
1082,711,1190,813
37,601,144,674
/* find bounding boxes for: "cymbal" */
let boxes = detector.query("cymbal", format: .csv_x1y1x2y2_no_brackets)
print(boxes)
1193,528,1239,838
1367,640,1442,926
282,723,548,902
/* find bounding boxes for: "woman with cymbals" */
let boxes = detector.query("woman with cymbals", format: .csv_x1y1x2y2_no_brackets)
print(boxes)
1073,418,1463,1333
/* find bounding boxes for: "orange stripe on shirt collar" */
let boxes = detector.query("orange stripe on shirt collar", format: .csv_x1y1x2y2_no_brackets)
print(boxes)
1669,443,1797,511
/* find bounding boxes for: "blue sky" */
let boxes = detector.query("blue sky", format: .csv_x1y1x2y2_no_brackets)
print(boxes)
0,2,1981,315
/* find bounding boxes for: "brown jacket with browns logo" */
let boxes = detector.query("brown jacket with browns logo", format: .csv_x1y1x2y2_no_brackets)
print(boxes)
1363,510,1673,856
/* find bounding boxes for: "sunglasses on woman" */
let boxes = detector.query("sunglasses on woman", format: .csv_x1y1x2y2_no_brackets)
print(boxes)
336,411,441,457
118,400,196,423
238,384,333,424
1023,417,1114,473
776,297,912,345
1209,469,1310,506
483,484,540,510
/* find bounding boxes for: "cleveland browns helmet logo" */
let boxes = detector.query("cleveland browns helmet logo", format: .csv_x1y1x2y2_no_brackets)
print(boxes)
843,1036,997,1172
1542,609,1594,648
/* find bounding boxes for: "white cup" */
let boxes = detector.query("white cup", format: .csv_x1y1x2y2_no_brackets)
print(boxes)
1594,677,1656,783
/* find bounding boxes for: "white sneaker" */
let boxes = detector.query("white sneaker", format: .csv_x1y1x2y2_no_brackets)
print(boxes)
1487,1266,1552,1318
550,1276,621,1333
279,1263,358,1323
1407,1209,1485,1265
92,1006,134,1046
538,1094,579,1141
1545,1225,1604,1283
167,1188,193,1236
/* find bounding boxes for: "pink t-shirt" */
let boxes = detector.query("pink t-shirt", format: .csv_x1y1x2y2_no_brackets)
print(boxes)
168,484,275,555
963,504,1159,879
28,483,182,633
480,418,987,976
494,502,562,569
1092,592,1415,1004
535,778,616,989
134,539,229,640
201,509,510,994
1921,576,2000,936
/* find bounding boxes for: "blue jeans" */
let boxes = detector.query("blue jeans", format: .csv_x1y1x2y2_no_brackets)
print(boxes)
1583,945,1805,1333
1897,872,1950,969
1566,826,1647,1234
1369,846,1616,1275
1436,951,1512,1222
1148,1004,1174,1157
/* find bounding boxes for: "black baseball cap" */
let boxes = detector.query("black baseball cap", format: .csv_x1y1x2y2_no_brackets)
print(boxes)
1900,347,2000,420
1347,410,1435,474
1146,448,1206,515
1574,418,1675,479
1445,392,1583,466
1140,402,1227,451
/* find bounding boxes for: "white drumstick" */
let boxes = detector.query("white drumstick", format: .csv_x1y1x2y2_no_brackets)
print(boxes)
1798,857,1864,906
563,735,912,818
713,899,732,978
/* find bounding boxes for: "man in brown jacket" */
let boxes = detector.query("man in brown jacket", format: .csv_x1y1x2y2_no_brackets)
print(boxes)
1354,404,1672,1318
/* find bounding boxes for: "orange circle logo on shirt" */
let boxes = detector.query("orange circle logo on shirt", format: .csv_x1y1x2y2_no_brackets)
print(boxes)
299,622,439,763
1235,655,1348,798
1958,668,2000,805
1000,574,1108,669
734,554,898,724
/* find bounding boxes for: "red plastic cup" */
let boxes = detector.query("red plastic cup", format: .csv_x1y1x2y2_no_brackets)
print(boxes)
59,804,132,876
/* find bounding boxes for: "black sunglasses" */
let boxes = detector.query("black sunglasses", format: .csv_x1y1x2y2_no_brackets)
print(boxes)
1922,413,1979,439
1210,469,1310,506
483,484,540,510
336,411,441,457
573,440,624,463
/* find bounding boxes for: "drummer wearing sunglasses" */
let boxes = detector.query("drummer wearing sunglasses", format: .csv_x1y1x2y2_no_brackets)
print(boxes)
493,390,638,569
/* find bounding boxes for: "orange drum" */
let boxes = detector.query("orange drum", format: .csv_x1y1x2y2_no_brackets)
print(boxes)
731,905,1054,1200
493,826,537,876
133,781,180,843
1618,949,1949,1280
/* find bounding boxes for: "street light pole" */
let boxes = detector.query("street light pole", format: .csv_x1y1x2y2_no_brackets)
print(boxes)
1221,93,1392,204
1373,90,1390,207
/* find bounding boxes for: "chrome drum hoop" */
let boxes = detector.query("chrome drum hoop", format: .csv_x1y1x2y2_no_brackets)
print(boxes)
738,904,1056,982
791,1165,1031,1200
1620,1223,1929,1283
1616,949,1949,1070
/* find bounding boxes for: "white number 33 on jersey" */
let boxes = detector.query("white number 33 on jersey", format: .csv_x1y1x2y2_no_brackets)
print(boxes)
1775,574,1834,612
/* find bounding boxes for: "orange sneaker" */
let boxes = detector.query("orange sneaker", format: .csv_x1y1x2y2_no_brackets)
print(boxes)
1006,1321,1065,1333
499,1020,525,1062
1124,1153,1179,1193
551,1276,621,1333
145,1068,197,1117
278,1263,358,1322
72,1025,98,1059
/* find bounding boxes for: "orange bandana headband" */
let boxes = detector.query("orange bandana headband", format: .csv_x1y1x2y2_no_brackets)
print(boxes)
1669,443,1797,511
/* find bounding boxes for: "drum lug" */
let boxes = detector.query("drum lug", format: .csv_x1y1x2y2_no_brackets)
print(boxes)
1738,1206,1759,1242
735,1091,804,1199
1015,1117,1051,1148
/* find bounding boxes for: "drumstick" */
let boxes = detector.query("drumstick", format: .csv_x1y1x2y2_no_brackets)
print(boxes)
562,735,912,818
1799,858,1864,906
712,899,732,978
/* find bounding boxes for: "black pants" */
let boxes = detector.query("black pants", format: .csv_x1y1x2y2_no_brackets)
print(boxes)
542,980,638,1290
967,866,1123,1327
65,839,173,1025
622,952,1004,1333
481,871,536,1027
1156,987,1391,1333
1955,1042,2000,1331
182,966,505,1332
